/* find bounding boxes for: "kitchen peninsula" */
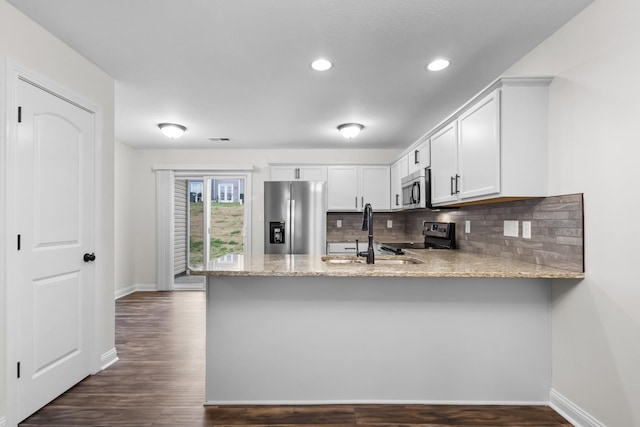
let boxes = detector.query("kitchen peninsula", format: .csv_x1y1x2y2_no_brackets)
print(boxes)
193,251,583,405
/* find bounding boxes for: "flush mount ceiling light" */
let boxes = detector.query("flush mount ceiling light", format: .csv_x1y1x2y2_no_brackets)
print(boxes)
158,123,186,139
311,58,333,71
337,123,364,139
427,58,451,72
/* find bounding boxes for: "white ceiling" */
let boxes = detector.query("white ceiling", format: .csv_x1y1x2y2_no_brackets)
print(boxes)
9,0,593,150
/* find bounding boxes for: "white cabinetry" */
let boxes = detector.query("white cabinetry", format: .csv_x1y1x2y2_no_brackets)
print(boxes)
430,77,551,206
326,242,359,255
458,90,500,199
327,165,390,211
407,138,430,174
390,156,408,210
270,165,327,181
430,122,459,205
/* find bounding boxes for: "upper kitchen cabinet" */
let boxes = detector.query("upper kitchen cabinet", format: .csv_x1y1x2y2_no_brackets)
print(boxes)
269,165,327,181
430,77,552,206
327,165,390,211
390,155,409,210
458,90,500,199
430,122,459,205
407,138,430,174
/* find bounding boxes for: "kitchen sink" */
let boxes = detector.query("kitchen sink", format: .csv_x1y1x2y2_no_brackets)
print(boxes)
321,255,423,265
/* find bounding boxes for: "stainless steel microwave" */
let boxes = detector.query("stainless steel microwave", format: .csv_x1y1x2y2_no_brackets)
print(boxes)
401,169,427,209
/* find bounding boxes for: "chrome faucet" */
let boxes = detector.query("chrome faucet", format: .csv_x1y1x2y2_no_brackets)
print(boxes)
358,203,375,264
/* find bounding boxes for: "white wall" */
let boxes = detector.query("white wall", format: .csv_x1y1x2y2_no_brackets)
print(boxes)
123,148,399,287
504,0,640,425
115,142,136,294
0,0,115,422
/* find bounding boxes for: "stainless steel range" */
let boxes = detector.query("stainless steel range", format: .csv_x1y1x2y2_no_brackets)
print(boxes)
381,221,456,252
422,221,456,249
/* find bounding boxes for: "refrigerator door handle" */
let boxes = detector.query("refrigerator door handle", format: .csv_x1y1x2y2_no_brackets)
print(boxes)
290,199,295,253
286,199,292,254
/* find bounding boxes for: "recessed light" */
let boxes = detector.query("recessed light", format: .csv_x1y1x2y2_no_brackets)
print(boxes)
427,58,450,72
311,58,333,71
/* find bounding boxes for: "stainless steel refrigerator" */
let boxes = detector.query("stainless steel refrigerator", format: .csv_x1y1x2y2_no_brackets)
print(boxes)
264,181,327,254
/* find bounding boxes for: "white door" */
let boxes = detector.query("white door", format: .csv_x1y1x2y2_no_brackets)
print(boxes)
218,183,233,202
174,179,188,275
15,79,95,422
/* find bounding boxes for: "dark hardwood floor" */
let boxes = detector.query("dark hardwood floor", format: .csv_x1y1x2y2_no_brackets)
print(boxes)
21,291,571,426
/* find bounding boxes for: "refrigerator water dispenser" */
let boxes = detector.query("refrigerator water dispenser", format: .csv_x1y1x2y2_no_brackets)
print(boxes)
269,221,285,244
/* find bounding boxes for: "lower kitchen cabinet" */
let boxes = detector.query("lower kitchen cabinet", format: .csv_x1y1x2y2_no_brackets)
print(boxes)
326,242,359,255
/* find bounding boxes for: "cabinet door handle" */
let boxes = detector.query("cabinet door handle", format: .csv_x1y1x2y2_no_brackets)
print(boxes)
295,168,300,179
450,176,456,195
395,194,399,206
355,196,358,209
455,174,460,194
361,197,363,208
414,149,420,165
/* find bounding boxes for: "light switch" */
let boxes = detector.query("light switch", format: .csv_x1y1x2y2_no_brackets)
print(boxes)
504,220,519,237
336,220,342,228
522,221,532,239
465,220,471,234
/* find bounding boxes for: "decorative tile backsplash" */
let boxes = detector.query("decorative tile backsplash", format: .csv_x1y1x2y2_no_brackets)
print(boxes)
327,193,584,272
326,211,404,244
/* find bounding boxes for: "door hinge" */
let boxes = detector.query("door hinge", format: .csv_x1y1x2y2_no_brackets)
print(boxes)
17,362,21,379
18,106,22,123
17,234,21,251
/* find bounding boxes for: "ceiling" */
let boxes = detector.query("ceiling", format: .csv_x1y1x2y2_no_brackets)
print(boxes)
8,0,593,150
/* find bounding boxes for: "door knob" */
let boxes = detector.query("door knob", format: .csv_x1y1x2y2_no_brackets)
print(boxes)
83,252,96,262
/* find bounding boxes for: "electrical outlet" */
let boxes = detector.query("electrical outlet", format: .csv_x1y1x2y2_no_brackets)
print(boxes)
504,220,519,237
522,221,532,239
465,220,471,234
336,220,342,228
387,220,393,228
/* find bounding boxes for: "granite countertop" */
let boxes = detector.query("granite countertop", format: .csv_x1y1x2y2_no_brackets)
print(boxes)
190,250,585,279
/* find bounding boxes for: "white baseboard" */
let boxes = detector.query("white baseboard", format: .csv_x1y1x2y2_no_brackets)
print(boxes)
114,285,136,299
205,399,549,406
100,347,119,370
174,281,205,291
115,283,157,299
115,283,206,299
550,389,605,427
